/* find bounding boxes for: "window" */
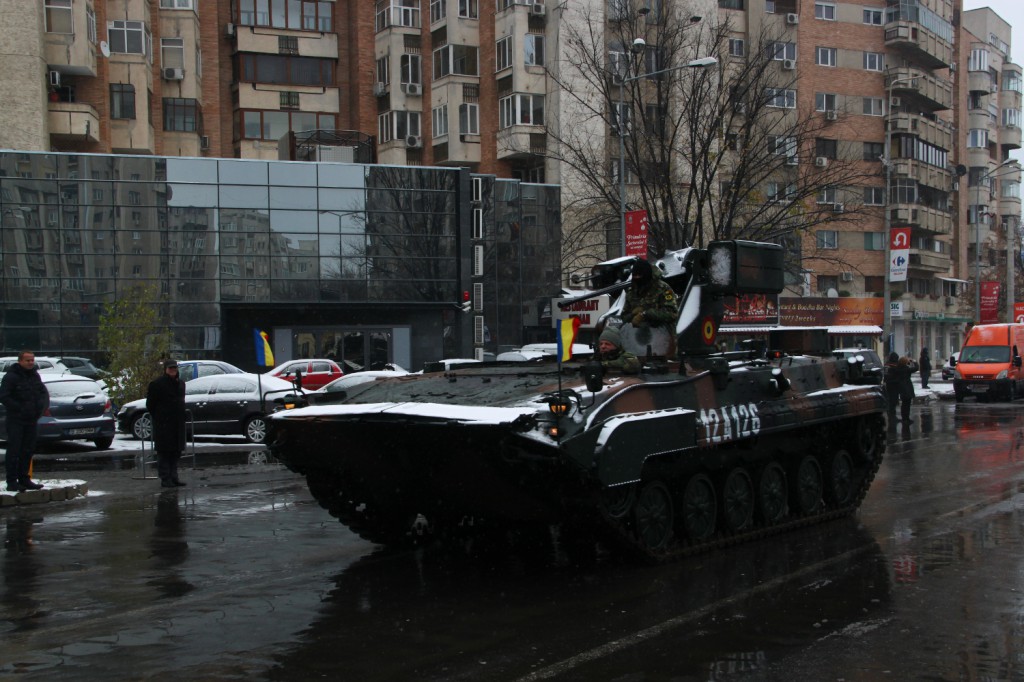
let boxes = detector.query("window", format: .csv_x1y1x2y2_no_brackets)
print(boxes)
863,8,882,24
969,48,989,72
864,187,884,205
279,35,299,54
892,178,917,204
645,103,667,138
110,84,136,120
238,54,335,86
815,92,837,111
524,34,544,66
160,0,195,7
729,39,745,57
280,90,300,108
108,20,152,60
767,88,796,108
161,38,185,70
499,93,545,128
86,6,97,43
768,135,796,157
430,0,446,23
816,47,836,67
375,0,420,31
816,231,838,249
864,233,884,251
459,103,479,134
1003,181,1021,199
163,98,200,131
400,54,421,84
767,182,795,202
239,0,333,30
1004,108,1022,127
767,42,797,61
612,101,631,134
863,141,884,161
459,0,478,18
433,105,449,136
815,2,836,20
863,52,883,71
377,110,422,142
862,97,883,116
817,187,837,204
240,110,336,140
968,129,989,147
816,138,837,158
496,36,512,71
376,57,390,84
432,44,479,78
44,0,73,34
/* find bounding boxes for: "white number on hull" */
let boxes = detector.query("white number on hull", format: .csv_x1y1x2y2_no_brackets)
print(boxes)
698,403,761,444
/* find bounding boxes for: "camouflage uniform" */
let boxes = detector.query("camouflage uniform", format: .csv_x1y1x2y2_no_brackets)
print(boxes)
601,347,640,374
625,271,679,329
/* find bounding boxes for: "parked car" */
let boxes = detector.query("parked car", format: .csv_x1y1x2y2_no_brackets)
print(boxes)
265,359,344,390
308,368,411,405
831,348,884,385
59,356,107,380
942,352,960,381
0,356,70,374
116,373,302,444
0,374,115,450
176,359,244,382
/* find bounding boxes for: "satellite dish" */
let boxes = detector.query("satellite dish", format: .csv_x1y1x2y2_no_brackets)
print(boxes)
99,41,110,58
826,287,839,298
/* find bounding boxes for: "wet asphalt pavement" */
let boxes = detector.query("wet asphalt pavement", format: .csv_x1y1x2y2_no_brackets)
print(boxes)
3,394,1024,680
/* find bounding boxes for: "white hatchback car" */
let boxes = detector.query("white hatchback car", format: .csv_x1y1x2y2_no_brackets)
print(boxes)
0,356,70,374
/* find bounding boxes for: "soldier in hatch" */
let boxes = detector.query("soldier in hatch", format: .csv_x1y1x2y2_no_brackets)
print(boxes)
624,259,679,330
597,327,640,375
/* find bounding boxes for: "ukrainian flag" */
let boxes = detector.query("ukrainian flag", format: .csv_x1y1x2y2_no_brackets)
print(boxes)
557,317,581,362
254,328,275,367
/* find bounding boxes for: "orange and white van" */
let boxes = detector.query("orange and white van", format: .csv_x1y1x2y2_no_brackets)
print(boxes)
952,323,1024,402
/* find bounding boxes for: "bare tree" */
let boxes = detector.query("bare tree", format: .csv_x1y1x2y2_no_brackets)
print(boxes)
546,0,879,276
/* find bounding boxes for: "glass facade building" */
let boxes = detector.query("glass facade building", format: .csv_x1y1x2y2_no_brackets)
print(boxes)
0,152,560,371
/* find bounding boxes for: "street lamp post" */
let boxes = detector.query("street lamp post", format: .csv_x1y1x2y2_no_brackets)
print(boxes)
973,159,1019,323
882,75,917,356
617,55,717,257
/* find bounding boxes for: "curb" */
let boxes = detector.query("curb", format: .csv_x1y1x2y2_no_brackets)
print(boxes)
0,479,89,507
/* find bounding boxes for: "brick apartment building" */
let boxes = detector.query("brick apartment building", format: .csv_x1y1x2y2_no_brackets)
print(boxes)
0,0,1020,361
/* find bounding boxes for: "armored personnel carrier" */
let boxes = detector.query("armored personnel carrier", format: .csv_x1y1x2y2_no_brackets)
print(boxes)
268,240,886,562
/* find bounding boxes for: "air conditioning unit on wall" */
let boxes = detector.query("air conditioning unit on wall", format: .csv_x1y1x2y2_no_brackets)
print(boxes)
405,135,423,149
163,68,184,81
840,272,854,282
786,13,799,24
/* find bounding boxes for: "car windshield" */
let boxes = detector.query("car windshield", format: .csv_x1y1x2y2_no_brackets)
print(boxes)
960,346,1010,363
45,379,103,398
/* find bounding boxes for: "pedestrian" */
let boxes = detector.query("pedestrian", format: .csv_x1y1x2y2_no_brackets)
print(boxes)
597,326,640,374
146,359,187,488
919,347,932,389
0,351,49,491
883,352,916,427
625,258,679,330
897,355,917,423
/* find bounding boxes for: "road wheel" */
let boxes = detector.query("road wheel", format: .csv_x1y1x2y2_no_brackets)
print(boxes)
600,484,636,520
790,456,823,514
680,474,717,543
757,462,788,525
850,416,881,463
825,450,855,507
720,467,754,533
93,436,114,450
632,480,674,551
131,412,152,441
244,415,268,443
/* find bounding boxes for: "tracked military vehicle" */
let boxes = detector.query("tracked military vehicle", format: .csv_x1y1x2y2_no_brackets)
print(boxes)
268,240,886,562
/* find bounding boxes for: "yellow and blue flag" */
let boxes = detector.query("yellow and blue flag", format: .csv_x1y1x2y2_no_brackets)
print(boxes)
557,317,581,362
254,328,275,367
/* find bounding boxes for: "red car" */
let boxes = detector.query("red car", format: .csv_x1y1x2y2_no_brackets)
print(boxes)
266,359,344,390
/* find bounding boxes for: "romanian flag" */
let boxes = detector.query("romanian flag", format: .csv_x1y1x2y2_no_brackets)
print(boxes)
557,317,581,362
254,328,275,367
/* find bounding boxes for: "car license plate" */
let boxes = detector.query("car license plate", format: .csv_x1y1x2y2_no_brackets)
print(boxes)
67,427,96,436
972,384,989,392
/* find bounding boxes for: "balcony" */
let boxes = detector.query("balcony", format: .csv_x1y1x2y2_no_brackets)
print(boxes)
908,248,950,272
884,20,953,69
889,203,952,236
1002,125,1022,150
887,112,952,151
497,126,545,160
891,159,952,192
235,28,338,58
968,69,996,96
886,69,953,111
47,103,100,143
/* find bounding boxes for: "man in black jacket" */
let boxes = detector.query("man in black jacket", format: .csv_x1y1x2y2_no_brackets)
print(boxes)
0,351,50,491
146,359,187,487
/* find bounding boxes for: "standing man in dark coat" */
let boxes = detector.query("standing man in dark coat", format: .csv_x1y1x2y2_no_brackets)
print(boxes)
919,348,932,389
0,351,49,491
146,359,187,487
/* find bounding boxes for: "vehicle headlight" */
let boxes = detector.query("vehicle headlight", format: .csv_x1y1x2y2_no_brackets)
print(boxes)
997,369,1008,380
954,369,962,380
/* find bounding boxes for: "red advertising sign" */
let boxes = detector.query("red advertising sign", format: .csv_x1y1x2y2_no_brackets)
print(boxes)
889,227,911,282
980,281,1002,323
723,294,780,325
624,210,649,258
1015,302,1024,324
779,297,883,327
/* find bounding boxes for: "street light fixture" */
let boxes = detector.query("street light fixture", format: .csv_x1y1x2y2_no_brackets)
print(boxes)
973,158,1020,322
616,51,716,257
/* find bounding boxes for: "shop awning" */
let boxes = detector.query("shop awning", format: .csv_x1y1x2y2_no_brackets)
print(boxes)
720,325,882,335
937,276,970,284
